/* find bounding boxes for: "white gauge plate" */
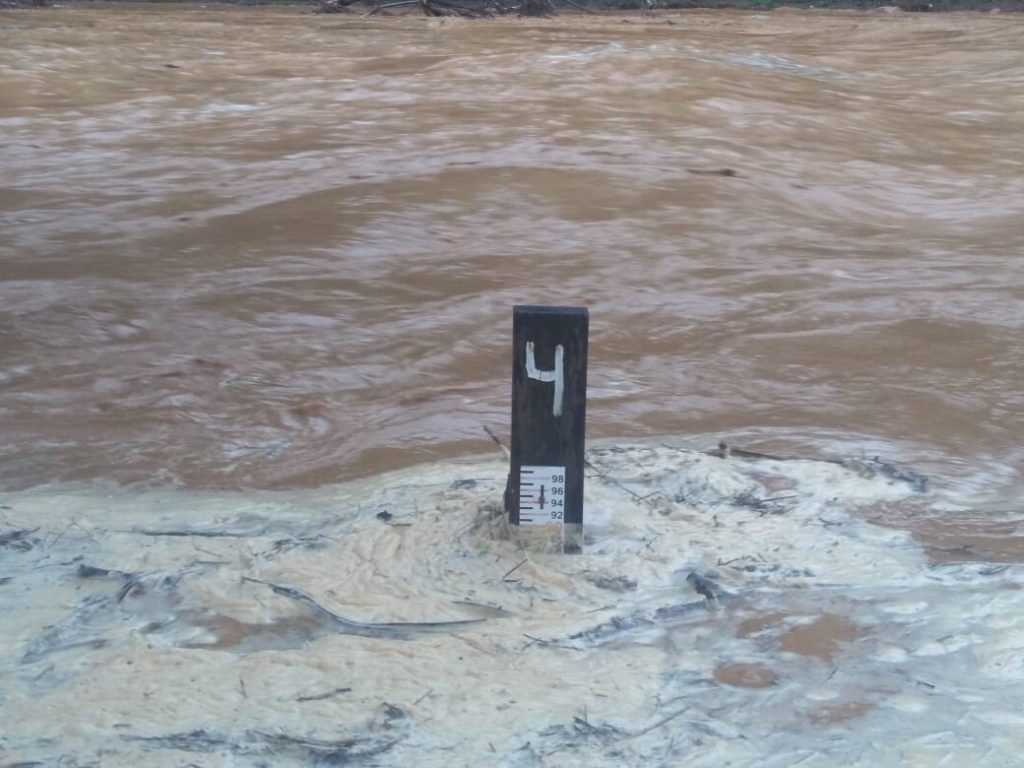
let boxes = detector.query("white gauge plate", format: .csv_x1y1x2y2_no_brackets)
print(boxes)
518,465,566,525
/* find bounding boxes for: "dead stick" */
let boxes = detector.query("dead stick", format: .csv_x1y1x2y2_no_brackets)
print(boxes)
413,688,433,706
242,577,483,635
127,528,256,538
585,460,647,501
364,0,421,14
502,557,528,581
297,686,352,702
631,707,690,738
483,425,510,458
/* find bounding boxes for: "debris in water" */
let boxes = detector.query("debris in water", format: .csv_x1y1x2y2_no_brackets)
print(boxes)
587,574,638,592
687,168,741,177
241,577,485,638
711,440,929,493
121,703,407,762
686,570,737,603
0,527,38,551
296,686,353,703
77,563,134,580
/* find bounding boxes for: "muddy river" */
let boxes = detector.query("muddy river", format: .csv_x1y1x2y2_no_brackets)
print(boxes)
1,5,1023,766
2,5,1022,493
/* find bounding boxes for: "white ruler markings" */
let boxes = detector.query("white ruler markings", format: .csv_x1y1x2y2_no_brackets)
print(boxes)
518,465,566,526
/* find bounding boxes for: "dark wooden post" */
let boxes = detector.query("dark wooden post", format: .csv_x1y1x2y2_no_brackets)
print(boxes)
506,305,588,552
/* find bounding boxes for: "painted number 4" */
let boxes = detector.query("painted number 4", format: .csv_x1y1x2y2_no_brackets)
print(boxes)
525,341,564,417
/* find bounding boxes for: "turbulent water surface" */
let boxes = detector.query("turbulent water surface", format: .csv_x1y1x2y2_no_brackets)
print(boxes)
1,5,1023,766
2,6,1022,492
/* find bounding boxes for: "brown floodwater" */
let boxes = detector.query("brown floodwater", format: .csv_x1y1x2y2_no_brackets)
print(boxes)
1,5,1022,519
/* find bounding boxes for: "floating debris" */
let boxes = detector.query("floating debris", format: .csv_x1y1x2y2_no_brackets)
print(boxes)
21,593,111,664
122,704,406,763
0,527,38,551
296,686,353,703
686,571,737,604
241,577,486,639
587,574,638,592
711,440,929,493
568,573,733,646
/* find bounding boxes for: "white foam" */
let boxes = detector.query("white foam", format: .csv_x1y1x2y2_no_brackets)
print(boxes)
1,442,1021,767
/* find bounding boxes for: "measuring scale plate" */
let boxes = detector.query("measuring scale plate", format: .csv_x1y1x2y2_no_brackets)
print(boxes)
518,465,566,525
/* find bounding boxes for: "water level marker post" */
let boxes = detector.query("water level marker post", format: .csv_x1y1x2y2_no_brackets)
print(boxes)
505,305,589,553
